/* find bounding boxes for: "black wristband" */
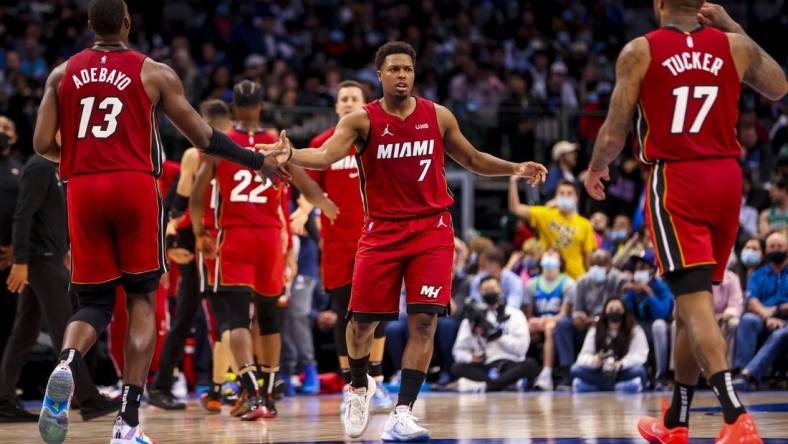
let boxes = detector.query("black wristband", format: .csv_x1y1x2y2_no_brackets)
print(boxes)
169,193,189,219
204,128,263,170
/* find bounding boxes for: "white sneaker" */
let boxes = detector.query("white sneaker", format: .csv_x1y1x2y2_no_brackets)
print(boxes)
171,372,188,400
342,375,376,438
382,405,431,442
534,368,553,391
456,377,486,393
110,416,156,444
339,384,350,415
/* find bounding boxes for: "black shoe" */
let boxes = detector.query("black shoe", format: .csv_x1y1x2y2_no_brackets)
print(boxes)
0,398,38,423
146,387,186,410
80,394,122,421
272,378,287,401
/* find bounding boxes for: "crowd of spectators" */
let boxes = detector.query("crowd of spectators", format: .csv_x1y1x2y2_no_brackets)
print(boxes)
0,0,785,404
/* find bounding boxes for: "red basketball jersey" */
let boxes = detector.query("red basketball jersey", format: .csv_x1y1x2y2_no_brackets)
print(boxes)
58,49,162,180
308,127,365,241
358,98,453,220
637,26,741,163
214,127,282,229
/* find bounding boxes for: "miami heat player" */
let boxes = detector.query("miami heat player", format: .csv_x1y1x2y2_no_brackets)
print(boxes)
31,1,285,443
191,80,337,422
266,42,547,441
584,1,786,443
302,80,392,412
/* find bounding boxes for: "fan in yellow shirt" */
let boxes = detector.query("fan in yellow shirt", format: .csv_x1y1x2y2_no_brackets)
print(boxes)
509,178,597,279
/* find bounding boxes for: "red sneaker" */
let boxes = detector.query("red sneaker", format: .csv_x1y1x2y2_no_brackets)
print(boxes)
637,399,689,444
715,413,762,444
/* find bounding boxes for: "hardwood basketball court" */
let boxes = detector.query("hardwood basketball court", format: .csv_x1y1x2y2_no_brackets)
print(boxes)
4,391,787,443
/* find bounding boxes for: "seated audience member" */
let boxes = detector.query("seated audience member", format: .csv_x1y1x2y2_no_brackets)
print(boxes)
524,249,575,390
555,249,626,387
733,231,787,389
467,236,495,275
589,212,609,248
452,276,538,392
714,253,745,363
509,177,596,279
758,178,787,235
739,237,765,286
470,246,524,310
505,238,542,289
623,251,673,383
570,297,649,393
604,215,632,255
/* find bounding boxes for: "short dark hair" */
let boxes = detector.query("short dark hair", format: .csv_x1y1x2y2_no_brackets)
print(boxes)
88,0,126,35
374,41,416,70
479,275,499,288
480,246,505,267
337,80,366,99
666,0,704,11
232,80,263,107
556,179,577,194
199,99,230,120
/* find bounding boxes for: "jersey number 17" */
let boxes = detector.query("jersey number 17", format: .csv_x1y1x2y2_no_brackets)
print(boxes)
669,86,718,134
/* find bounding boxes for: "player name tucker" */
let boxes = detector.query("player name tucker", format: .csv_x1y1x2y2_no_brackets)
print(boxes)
661,51,724,76
71,67,132,90
376,139,435,159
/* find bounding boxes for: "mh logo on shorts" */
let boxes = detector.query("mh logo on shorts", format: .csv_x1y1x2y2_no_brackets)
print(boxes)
420,285,442,299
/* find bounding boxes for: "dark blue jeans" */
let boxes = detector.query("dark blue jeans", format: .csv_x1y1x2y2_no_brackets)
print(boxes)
385,317,409,373
436,317,461,375
570,363,649,391
555,315,586,369
734,312,788,379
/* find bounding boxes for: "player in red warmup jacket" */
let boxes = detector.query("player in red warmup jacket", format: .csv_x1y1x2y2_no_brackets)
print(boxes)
31,1,286,443
190,80,337,422
584,2,787,443
297,80,391,408
260,42,547,441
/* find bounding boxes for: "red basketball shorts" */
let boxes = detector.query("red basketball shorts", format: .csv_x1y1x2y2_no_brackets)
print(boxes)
67,171,166,290
322,238,359,291
215,226,284,297
349,211,454,321
644,157,741,285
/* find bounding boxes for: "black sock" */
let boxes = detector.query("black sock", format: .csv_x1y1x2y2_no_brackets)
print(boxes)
348,355,369,389
239,365,259,397
261,366,277,398
396,369,426,409
58,348,81,380
709,370,746,424
341,369,352,385
369,361,383,379
119,384,143,427
664,382,695,428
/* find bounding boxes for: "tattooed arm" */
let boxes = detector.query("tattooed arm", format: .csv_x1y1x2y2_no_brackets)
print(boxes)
584,37,649,200
699,2,787,101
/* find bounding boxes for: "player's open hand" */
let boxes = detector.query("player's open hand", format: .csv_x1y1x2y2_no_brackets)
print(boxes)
698,2,741,33
256,131,292,184
513,162,547,186
195,232,217,259
321,195,340,223
167,247,195,265
584,166,610,200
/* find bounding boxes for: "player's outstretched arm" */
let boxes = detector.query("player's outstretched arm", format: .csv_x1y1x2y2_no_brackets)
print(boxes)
33,63,66,162
274,111,366,171
145,60,287,181
585,37,649,200
189,158,217,257
439,105,546,185
288,164,339,222
699,2,787,101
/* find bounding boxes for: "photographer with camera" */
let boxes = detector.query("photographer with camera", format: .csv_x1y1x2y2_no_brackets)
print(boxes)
452,276,538,392
569,297,649,393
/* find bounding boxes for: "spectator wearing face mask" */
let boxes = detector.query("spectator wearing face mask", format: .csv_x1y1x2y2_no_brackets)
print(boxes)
554,249,626,388
452,276,538,392
570,297,649,393
505,238,542,290
589,212,609,248
738,237,765,290
622,251,673,384
604,215,633,255
470,246,524,310
509,178,596,279
524,249,575,391
545,141,580,198
733,231,788,389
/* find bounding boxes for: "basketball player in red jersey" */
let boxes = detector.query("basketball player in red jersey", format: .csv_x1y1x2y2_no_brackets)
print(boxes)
584,2,787,443
263,42,546,441
31,1,285,442
298,80,392,411
191,80,337,421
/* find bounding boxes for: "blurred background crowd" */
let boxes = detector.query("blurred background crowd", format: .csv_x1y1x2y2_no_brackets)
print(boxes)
0,0,785,408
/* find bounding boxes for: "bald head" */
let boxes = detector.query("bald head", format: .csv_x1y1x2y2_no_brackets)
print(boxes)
590,249,612,269
765,231,787,254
